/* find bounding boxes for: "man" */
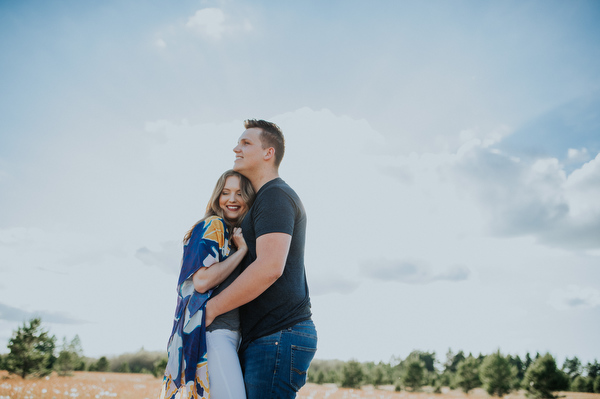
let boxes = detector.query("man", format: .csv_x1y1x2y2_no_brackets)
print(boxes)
205,119,317,398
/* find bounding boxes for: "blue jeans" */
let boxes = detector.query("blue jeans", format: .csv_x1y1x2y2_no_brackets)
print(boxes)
240,320,317,399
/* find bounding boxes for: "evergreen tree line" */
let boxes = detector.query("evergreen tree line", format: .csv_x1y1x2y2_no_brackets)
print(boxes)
308,349,600,398
0,318,168,379
3,318,599,399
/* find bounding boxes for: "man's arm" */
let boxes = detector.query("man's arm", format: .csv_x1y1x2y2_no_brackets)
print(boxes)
204,232,291,326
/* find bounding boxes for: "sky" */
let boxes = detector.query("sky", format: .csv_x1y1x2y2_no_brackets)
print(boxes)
1,0,600,368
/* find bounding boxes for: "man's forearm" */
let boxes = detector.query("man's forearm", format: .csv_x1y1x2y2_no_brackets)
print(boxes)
205,258,280,324
205,232,291,326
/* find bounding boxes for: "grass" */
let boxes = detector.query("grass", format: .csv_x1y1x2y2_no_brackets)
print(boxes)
2,371,600,399
0,371,160,399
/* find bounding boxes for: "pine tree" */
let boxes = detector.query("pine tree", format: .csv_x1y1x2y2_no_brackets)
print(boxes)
444,349,466,373
456,356,482,394
5,318,56,378
55,335,86,376
480,350,517,397
402,357,425,391
525,353,533,371
371,364,385,386
563,356,582,381
55,343,76,376
523,353,569,399
69,335,86,371
341,360,364,388
508,355,525,382
95,356,110,372
587,360,600,380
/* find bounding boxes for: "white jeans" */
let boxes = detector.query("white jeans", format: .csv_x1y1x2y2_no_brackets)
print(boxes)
206,329,246,399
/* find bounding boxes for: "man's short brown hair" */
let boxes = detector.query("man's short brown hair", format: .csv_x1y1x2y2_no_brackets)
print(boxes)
244,119,285,167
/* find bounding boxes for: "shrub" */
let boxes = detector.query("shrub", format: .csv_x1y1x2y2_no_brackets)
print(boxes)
315,370,326,384
153,357,168,378
117,362,130,373
109,349,165,373
571,376,591,392
307,359,344,384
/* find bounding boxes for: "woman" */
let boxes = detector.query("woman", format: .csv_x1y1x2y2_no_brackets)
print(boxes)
160,170,255,399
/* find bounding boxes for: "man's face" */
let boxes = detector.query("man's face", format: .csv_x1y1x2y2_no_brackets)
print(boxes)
233,128,264,174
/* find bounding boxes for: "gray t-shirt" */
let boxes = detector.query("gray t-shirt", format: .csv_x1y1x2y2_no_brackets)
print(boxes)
206,251,241,332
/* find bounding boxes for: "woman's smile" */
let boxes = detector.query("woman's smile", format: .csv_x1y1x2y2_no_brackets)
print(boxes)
219,175,248,222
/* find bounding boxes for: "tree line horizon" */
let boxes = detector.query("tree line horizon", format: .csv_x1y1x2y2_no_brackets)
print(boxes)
1,318,598,398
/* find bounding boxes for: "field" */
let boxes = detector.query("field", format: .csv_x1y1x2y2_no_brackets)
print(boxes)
2,371,600,399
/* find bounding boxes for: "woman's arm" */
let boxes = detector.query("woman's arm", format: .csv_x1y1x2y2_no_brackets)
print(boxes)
192,227,247,294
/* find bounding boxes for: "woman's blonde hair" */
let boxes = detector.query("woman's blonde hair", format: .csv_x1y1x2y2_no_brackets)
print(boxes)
183,170,255,244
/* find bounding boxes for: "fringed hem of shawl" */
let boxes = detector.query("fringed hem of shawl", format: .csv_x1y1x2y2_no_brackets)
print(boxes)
159,361,209,399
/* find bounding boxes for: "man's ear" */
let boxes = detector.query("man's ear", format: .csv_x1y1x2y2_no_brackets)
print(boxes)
264,147,275,161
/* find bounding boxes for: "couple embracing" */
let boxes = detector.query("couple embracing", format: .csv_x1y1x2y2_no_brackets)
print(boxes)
159,119,317,399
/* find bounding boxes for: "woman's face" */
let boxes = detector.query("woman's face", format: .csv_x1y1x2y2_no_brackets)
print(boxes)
219,175,248,223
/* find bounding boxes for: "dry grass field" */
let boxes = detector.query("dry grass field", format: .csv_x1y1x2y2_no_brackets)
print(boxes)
2,371,600,399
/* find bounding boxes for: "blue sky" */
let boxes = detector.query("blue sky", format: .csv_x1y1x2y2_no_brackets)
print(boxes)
1,0,600,366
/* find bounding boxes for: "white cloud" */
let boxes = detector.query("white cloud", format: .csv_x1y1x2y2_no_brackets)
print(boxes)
187,8,225,39
359,259,470,284
0,226,45,246
451,142,600,250
185,8,252,40
565,152,600,218
0,302,85,324
310,274,360,296
567,147,590,163
459,125,512,148
549,285,600,311
135,240,181,275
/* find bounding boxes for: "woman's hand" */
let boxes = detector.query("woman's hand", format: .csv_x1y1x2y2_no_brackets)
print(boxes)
232,227,247,252
192,227,248,294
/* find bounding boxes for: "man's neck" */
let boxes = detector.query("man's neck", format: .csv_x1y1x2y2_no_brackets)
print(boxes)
250,169,280,192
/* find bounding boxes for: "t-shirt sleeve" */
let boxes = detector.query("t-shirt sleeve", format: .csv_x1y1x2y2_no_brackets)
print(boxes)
253,187,295,238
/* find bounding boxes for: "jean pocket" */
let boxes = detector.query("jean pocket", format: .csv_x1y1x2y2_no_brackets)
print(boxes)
290,344,317,391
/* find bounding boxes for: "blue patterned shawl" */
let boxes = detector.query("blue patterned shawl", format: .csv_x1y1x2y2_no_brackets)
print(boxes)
159,216,231,399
